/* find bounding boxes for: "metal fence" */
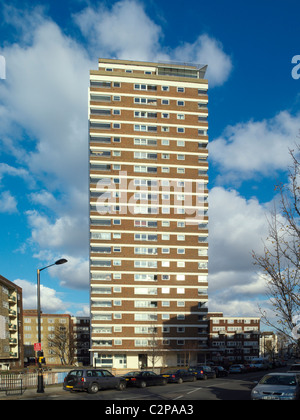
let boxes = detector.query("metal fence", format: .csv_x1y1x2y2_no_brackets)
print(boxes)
0,371,68,395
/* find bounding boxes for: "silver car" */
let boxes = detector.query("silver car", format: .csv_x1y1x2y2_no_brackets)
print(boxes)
251,372,300,400
288,364,300,373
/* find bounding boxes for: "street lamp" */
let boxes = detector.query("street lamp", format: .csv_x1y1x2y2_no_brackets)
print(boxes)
36,258,67,393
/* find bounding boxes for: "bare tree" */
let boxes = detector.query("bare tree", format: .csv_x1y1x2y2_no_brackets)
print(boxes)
252,144,300,342
47,324,74,365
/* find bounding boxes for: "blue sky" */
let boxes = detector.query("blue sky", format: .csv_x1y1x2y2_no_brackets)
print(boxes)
0,0,299,325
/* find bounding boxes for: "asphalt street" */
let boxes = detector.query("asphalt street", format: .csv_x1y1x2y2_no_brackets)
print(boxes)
0,367,287,401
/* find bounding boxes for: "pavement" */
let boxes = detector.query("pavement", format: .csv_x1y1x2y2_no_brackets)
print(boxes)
0,383,64,400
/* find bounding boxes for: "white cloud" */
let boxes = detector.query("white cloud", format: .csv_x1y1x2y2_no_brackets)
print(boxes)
208,295,263,318
0,163,32,186
13,279,68,313
74,0,164,61
0,10,91,292
26,210,88,257
208,186,269,274
173,34,233,87
207,186,274,318
1,19,92,191
0,190,18,213
210,111,300,183
50,255,89,290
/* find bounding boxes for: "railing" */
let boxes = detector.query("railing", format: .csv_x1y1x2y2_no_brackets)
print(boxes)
0,371,69,395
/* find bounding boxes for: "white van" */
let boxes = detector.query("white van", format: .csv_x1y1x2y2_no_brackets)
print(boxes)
251,358,269,370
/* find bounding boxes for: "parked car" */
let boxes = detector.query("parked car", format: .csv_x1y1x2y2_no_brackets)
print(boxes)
229,364,246,374
63,368,126,394
251,373,300,400
188,366,216,380
124,371,167,388
288,364,300,373
250,358,269,371
213,366,229,377
161,369,196,383
244,364,256,372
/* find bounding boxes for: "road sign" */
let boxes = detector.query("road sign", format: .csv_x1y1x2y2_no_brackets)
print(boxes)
34,342,41,352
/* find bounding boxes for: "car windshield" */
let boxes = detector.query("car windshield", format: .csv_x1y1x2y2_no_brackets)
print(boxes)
259,375,297,386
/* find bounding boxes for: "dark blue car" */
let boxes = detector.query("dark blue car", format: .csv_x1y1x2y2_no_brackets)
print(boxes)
188,366,216,380
161,369,196,384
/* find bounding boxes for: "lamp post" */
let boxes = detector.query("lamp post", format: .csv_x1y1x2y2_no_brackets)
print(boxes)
36,258,67,393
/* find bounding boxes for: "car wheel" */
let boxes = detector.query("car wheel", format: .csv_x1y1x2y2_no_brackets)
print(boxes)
117,382,126,391
139,381,147,388
88,382,99,394
177,378,183,384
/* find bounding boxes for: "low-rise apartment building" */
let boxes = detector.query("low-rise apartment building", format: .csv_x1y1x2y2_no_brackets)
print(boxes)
207,312,260,365
0,274,23,370
23,310,72,366
23,311,91,367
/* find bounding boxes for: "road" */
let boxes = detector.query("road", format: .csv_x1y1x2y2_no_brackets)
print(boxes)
0,367,287,401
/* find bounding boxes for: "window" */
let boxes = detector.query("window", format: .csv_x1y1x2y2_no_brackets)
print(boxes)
134,84,157,91
134,233,157,241
90,81,111,88
134,138,157,146
134,165,157,173
134,288,157,295
90,94,111,102
90,108,111,116
134,97,157,105
134,124,157,132
90,122,111,129
134,152,157,160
